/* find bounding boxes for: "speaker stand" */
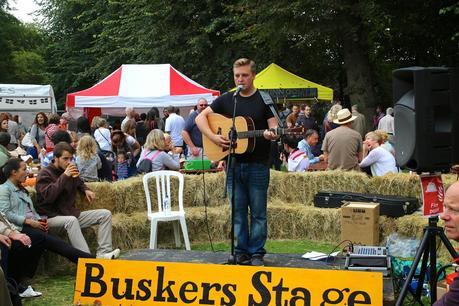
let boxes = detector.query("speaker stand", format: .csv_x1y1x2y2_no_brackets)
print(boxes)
395,217,458,306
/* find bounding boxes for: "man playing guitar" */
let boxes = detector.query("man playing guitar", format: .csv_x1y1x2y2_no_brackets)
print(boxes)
196,58,278,266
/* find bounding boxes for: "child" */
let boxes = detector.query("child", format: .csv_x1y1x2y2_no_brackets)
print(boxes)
44,113,60,152
75,135,101,182
116,150,129,180
69,131,79,149
282,135,310,172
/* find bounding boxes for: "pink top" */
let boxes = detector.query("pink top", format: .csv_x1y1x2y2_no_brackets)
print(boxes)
45,124,60,152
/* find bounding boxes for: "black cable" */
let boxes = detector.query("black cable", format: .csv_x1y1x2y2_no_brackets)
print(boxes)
200,152,215,252
325,240,354,262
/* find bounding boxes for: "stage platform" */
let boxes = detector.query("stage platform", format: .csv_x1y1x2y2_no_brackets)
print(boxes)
121,249,395,305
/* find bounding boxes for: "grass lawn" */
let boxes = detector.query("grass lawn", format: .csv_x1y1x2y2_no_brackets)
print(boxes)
22,239,335,306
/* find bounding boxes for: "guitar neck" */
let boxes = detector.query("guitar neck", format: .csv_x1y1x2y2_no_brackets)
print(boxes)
238,128,291,139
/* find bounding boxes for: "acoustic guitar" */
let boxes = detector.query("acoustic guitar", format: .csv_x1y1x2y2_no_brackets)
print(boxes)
202,113,305,161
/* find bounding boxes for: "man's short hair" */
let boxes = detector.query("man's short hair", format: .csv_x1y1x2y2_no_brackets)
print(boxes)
166,106,175,114
352,104,359,111
386,107,394,115
0,132,11,146
304,129,318,139
52,130,72,145
54,141,75,158
283,135,301,149
233,58,256,73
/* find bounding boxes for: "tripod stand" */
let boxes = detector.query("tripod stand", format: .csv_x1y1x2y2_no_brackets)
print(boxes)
396,217,458,305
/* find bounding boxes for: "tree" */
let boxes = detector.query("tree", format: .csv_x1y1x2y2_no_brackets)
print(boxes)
0,3,48,83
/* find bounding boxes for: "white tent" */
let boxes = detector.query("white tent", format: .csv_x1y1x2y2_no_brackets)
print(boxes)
0,84,57,128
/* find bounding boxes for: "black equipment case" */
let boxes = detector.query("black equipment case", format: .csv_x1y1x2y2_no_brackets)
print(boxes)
314,191,419,217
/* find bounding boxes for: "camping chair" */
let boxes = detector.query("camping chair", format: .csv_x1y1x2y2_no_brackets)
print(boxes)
142,170,191,250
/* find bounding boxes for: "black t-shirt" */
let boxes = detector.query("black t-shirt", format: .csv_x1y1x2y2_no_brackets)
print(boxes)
210,90,274,164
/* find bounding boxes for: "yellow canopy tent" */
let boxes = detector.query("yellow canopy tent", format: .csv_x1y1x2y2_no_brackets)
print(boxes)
246,63,333,102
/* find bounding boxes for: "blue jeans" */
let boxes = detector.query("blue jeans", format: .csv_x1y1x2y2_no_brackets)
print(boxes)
227,162,269,256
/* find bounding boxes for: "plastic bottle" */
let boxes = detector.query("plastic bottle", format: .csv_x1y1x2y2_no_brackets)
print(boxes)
164,196,171,215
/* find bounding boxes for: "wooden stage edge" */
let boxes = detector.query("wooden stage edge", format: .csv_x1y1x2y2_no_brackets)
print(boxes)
121,249,395,305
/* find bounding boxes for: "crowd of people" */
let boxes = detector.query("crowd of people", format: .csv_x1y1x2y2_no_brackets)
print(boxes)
0,99,214,304
279,101,397,177
0,60,400,304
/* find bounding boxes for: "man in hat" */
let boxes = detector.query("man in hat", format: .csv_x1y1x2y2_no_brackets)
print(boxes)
321,108,363,171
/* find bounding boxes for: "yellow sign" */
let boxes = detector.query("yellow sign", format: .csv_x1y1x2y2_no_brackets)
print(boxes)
74,259,383,306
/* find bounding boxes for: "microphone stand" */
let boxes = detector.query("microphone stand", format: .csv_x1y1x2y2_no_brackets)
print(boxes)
223,91,239,265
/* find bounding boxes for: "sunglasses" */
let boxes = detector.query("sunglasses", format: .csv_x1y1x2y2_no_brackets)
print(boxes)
199,104,208,107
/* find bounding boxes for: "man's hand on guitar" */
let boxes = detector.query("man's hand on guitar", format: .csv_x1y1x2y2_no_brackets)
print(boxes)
263,129,278,141
211,134,231,149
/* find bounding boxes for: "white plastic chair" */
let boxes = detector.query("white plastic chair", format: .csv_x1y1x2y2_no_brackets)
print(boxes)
142,170,191,250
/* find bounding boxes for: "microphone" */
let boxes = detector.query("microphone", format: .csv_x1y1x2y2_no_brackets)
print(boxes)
233,85,244,97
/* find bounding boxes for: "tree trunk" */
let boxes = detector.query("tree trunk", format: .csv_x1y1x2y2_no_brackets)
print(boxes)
341,30,378,127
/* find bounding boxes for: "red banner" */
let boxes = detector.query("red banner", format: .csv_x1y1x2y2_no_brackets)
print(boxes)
420,174,444,217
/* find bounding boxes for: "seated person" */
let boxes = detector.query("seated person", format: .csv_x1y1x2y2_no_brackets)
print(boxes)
0,211,40,301
374,129,395,156
359,131,397,176
0,159,94,293
40,130,73,167
35,142,120,259
136,129,180,172
434,181,459,305
115,150,129,180
283,135,309,172
0,264,12,305
297,129,324,165
0,132,11,168
75,135,102,182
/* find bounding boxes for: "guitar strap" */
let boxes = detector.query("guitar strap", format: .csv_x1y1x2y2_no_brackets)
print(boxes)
260,91,284,128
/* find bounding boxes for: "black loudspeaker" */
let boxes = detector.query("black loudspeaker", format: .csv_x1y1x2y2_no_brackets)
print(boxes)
393,67,459,172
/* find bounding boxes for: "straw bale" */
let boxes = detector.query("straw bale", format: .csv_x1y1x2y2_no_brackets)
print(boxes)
111,176,147,213
112,212,150,249
269,170,369,205
186,206,231,241
442,174,458,188
268,200,342,242
393,213,428,239
366,173,421,198
75,181,118,212
183,172,227,207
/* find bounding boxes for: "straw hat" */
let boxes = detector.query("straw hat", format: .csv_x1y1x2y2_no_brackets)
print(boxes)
333,108,357,125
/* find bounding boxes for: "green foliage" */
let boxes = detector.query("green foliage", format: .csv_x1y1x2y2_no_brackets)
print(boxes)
0,6,48,84
11,50,48,83
4,0,457,110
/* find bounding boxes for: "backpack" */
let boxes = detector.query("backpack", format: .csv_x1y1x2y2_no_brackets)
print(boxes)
137,150,161,174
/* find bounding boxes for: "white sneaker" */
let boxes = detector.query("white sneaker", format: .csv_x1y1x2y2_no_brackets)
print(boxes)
96,248,121,259
19,285,42,298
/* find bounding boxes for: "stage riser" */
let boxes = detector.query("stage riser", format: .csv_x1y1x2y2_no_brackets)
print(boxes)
37,203,458,275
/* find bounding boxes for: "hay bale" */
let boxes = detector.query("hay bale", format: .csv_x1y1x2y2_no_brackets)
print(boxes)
112,212,150,249
366,173,421,198
112,176,148,213
183,172,227,207
269,170,370,205
186,205,231,241
268,200,342,242
393,213,427,239
443,174,458,188
75,180,118,212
